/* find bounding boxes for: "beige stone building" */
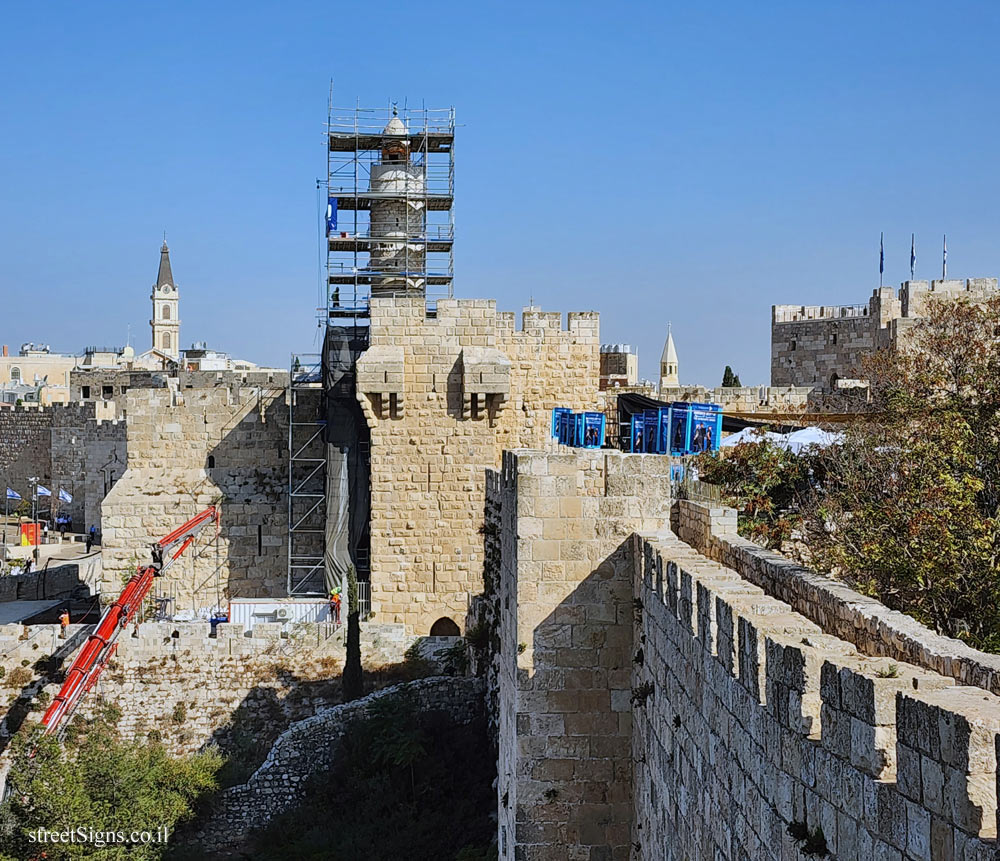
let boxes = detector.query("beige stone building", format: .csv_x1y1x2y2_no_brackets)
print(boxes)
772,276,1000,387
355,297,600,635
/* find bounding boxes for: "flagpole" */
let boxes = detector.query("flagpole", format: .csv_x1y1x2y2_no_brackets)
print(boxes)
942,234,947,279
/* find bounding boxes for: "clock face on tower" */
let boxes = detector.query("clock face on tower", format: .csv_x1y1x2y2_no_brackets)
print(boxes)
161,285,170,294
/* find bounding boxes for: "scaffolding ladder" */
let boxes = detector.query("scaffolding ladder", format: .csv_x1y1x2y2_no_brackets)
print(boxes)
288,353,327,595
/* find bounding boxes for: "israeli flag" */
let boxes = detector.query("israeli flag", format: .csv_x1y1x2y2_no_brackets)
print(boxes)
36,485,51,497
326,196,337,235
58,489,72,503
6,488,20,501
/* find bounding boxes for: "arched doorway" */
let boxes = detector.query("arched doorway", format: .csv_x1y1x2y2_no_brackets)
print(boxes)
429,617,460,637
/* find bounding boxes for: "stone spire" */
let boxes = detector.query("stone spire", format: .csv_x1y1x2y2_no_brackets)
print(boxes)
659,323,679,391
156,240,174,289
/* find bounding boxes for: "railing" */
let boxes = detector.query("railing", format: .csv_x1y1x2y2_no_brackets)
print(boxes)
672,474,725,505
357,580,371,618
327,224,455,242
328,106,454,136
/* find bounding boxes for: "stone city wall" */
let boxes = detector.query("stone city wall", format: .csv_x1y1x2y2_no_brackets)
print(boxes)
496,449,672,861
0,402,126,529
770,313,874,388
192,676,482,853
357,297,600,636
632,519,1000,860
496,452,1000,860
771,280,1000,389
101,384,288,612
673,499,1000,696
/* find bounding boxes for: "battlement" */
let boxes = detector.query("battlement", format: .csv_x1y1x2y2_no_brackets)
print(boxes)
0,399,121,426
772,303,870,324
366,296,598,343
636,525,1000,845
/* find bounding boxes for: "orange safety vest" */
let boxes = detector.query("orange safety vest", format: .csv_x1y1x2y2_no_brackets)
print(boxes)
59,612,70,628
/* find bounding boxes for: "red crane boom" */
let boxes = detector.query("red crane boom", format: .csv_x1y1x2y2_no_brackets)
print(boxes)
39,506,220,737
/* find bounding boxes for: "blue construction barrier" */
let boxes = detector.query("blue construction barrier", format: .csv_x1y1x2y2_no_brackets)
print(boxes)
551,410,607,449
627,402,722,455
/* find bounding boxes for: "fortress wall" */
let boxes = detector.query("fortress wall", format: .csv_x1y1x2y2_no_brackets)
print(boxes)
497,449,672,861
498,453,1000,860
100,385,288,611
0,403,126,529
674,499,1000,695
770,315,874,387
0,407,53,507
359,298,599,636
632,526,1000,860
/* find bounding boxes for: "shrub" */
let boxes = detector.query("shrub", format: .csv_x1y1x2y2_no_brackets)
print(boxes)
0,709,221,860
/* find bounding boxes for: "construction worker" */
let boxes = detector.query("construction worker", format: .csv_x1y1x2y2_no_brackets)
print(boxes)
330,587,342,626
59,609,70,639
150,543,164,576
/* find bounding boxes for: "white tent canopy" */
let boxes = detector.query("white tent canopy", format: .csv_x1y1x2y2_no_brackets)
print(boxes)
721,426,844,453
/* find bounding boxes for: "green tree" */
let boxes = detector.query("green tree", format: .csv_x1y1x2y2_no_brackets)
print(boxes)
799,295,1000,651
342,565,363,701
697,435,817,549
721,366,735,387
732,373,742,387
0,704,221,860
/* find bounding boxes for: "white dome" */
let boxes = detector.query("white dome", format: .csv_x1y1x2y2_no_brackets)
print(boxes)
384,116,406,135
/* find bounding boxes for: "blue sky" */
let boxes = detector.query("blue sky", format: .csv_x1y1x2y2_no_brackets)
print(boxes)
2,1,1000,385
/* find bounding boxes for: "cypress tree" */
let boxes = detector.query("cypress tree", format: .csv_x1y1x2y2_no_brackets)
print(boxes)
733,373,742,387
721,366,735,387
343,564,363,701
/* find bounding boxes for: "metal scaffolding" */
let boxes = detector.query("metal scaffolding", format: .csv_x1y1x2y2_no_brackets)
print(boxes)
324,99,456,323
287,353,326,595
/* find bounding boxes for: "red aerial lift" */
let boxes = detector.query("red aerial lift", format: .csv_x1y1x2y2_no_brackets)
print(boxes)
39,505,221,737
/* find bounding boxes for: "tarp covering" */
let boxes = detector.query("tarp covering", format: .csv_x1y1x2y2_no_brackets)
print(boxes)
720,425,844,453
322,326,371,595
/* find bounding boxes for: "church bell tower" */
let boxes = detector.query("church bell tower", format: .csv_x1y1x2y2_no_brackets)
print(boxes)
150,240,180,360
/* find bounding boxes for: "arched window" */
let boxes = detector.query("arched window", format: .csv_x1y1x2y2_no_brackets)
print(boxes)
9,367,20,383
429,617,461,637
207,455,215,469
162,305,171,321
161,333,171,351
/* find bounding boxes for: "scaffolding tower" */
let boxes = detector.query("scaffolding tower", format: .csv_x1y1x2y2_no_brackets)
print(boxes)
325,100,456,322
287,353,327,595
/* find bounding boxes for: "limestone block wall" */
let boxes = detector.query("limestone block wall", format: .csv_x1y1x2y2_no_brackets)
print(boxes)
50,404,126,529
674,499,1000,695
0,406,52,504
771,312,875,388
101,385,287,611
0,403,126,529
496,449,672,861
631,527,1000,860
193,676,482,853
358,297,600,636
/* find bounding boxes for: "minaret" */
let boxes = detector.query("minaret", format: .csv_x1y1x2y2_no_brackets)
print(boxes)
369,108,426,297
150,240,180,360
659,324,679,391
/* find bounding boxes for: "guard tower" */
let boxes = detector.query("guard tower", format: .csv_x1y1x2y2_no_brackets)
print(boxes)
326,101,455,319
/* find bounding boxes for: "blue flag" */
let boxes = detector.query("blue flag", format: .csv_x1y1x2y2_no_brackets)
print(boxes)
36,485,51,497
6,489,20,501
326,196,337,235
910,233,916,280
58,488,72,503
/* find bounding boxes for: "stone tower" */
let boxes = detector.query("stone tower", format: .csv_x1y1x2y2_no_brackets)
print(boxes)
150,241,180,359
659,324,679,391
369,110,426,297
